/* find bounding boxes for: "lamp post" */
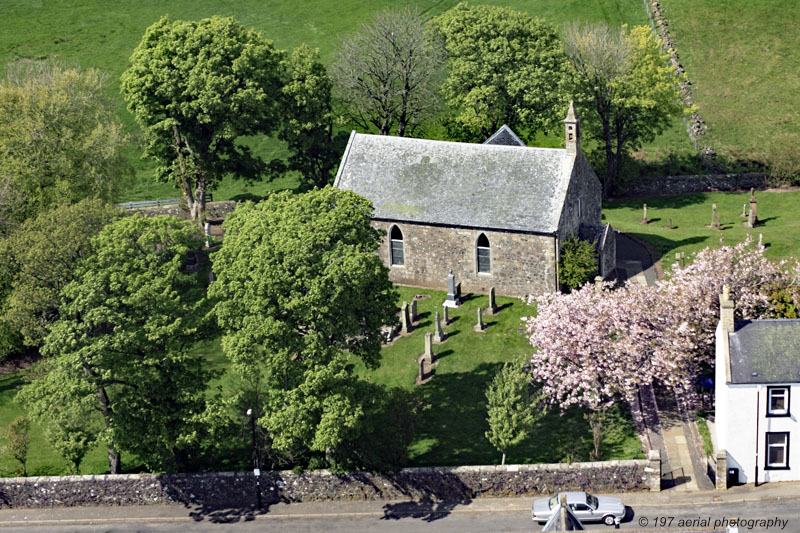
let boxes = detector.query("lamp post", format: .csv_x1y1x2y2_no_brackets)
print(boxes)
247,408,262,508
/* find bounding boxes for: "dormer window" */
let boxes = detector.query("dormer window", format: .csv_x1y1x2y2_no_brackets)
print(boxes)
767,387,790,417
390,225,404,266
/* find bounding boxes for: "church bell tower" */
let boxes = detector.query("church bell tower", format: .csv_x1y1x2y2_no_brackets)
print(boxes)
564,100,580,155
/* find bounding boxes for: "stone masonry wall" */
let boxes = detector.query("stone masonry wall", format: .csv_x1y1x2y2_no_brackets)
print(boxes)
129,200,237,221
558,153,603,239
0,460,658,508
374,220,557,298
624,174,768,198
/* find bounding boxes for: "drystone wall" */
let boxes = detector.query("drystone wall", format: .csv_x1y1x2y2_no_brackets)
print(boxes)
0,456,660,508
129,201,237,221
624,174,768,198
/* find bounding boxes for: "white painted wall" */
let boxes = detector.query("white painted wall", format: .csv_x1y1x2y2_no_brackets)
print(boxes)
720,384,799,483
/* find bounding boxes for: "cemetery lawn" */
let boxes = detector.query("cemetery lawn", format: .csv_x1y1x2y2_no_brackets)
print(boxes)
352,287,644,467
603,188,800,268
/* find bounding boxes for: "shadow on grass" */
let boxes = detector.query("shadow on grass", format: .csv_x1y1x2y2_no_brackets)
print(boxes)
623,232,708,263
433,349,453,361
411,364,642,466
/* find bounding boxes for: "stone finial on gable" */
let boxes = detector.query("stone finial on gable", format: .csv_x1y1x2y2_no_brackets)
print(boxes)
719,285,735,333
564,100,580,155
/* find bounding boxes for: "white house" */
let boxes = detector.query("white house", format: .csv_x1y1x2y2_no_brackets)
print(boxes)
715,286,800,484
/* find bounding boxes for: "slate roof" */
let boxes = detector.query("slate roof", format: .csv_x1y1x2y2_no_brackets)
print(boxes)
728,319,800,384
483,124,526,147
334,132,571,234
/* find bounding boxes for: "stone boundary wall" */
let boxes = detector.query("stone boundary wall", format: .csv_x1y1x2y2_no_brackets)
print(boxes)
623,173,768,198
0,457,660,508
644,0,710,154
129,200,237,221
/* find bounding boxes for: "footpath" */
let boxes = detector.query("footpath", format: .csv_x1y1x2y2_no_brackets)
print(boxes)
0,482,798,527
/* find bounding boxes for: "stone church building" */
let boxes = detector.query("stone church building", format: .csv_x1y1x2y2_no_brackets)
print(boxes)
334,103,615,297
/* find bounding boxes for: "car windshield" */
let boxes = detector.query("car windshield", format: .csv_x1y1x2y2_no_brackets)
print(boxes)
549,496,558,509
586,494,599,510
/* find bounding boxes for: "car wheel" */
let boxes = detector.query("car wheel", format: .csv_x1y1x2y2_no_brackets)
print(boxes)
603,515,616,526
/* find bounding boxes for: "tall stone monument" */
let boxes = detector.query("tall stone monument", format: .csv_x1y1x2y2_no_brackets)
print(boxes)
443,269,462,308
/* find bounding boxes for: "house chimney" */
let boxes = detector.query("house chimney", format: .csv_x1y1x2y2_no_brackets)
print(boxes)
719,285,735,332
564,100,580,155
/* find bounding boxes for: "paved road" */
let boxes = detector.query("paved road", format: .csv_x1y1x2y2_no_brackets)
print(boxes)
1,498,797,532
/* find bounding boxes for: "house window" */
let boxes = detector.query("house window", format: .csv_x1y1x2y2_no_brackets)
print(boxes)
477,233,491,274
765,432,790,470
389,226,404,266
767,387,790,417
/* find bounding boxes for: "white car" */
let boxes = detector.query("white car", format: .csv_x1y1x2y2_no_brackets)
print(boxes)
531,491,626,526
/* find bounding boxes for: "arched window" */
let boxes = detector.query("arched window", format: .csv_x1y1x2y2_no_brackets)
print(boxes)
477,233,491,274
390,225,404,266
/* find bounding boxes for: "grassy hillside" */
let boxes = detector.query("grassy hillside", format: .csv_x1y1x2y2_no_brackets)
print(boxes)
661,0,800,172
0,0,648,202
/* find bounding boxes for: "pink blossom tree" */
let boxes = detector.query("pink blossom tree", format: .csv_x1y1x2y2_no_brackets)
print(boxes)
525,236,799,449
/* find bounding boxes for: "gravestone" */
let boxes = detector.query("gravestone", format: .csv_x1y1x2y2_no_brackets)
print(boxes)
443,269,462,308
424,332,435,363
474,307,485,332
639,203,650,224
740,203,748,218
487,287,498,315
710,203,717,227
401,302,412,334
594,275,603,292
746,208,756,229
433,311,446,343
748,188,759,226
442,304,450,325
204,222,211,249
410,300,418,323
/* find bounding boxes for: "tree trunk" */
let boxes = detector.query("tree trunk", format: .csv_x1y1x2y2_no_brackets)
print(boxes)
191,176,207,221
501,450,506,466
94,383,122,474
627,388,651,453
601,116,615,199
586,410,607,461
107,445,121,474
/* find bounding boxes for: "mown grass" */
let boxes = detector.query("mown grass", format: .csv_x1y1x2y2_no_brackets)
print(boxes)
0,0,649,203
660,0,800,170
603,189,800,267
355,286,643,466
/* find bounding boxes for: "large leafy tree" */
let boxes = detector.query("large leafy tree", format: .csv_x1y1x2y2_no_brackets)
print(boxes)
434,3,568,142
279,45,339,190
121,16,284,219
209,188,399,464
0,62,131,234
0,199,120,350
19,215,212,473
331,6,445,137
563,22,685,197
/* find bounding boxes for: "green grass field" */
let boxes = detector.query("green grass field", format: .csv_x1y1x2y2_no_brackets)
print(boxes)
603,189,800,266
661,0,800,169
0,0,649,203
